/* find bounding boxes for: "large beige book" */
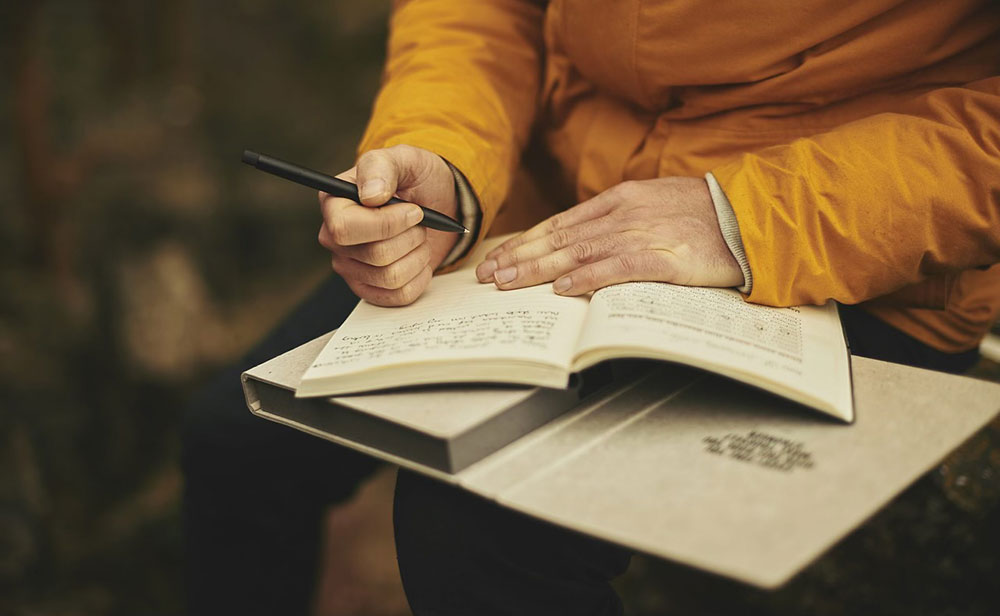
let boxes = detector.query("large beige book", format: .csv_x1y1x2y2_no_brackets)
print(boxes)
296,237,854,422
243,337,1000,588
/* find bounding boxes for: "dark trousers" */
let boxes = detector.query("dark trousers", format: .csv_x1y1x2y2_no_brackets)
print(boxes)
181,275,980,615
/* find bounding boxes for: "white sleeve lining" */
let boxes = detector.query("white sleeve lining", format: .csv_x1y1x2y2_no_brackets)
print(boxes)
705,172,753,294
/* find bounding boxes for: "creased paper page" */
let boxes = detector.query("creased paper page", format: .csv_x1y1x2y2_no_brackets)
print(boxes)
302,239,590,381
573,283,852,421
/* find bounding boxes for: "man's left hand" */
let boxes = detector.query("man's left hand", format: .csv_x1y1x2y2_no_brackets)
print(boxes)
476,177,744,295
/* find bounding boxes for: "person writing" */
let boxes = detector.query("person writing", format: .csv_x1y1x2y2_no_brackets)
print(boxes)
184,1,1000,613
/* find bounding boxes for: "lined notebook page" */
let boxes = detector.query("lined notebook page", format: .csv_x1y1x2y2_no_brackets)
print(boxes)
574,283,852,421
303,240,590,380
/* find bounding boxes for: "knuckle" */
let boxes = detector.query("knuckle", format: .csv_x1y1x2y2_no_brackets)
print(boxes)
627,204,653,221
367,241,393,266
344,279,368,301
329,255,347,275
399,227,425,257
390,143,416,158
620,229,644,246
549,228,572,250
394,283,420,306
397,144,427,167
575,267,597,288
379,262,405,289
378,214,395,239
615,252,640,273
357,149,383,169
569,241,593,263
613,233,636,255
328,217,348,244
611,181,636,201
524,259,543,278
657,253,679,280
496,250,517,268
387,144,415,168
419,241,433,263
368,289,399,307
413,242,432,269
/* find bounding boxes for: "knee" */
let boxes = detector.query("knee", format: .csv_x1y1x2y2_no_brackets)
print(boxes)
180,362,301,489
182,363,381,506
180,363,308,487
180,366,250,487
393,470,632,616
393,470,476,563
393,470,483,612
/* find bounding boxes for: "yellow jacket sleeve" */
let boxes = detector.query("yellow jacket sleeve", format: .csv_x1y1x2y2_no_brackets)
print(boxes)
711,77,1000,307
357,0,546,248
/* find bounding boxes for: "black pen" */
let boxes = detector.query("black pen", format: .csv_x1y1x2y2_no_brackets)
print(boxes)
241,149,468,233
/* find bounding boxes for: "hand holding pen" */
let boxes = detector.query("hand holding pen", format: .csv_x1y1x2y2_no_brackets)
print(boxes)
243,145,467,306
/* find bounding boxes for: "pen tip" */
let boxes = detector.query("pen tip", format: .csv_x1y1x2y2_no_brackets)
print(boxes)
242,150,259,166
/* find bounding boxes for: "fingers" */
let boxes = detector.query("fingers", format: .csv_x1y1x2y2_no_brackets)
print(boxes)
355,149,400,205
476,217,620,282
552,252,681,296
489,249,586,290
319,211,432,307
344,265,434,307
332,241,432,290
483,192,616,261
478,176,742,297
320,224,427,266
320,195,423,246
315,145,457,307
354,145,423,206
483,232,638,289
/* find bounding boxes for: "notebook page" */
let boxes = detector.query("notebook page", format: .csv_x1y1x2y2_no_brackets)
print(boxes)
574,283,852,420
303,243,590,380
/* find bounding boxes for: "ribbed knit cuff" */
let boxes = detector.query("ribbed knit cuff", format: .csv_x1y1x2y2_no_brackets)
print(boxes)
440,159,483,268
705,172,752,294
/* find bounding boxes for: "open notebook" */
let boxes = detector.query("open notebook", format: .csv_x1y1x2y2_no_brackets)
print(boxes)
296,236,854,422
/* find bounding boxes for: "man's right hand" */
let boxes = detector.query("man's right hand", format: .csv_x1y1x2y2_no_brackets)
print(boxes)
318,144,460,306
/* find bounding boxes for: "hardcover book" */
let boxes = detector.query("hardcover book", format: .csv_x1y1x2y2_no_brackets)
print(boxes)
243,338,1000,588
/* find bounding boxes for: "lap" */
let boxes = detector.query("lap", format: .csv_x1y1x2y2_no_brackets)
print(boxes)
183,275,385,615
394,469,631,616
182,274,381,508
391,305,981,615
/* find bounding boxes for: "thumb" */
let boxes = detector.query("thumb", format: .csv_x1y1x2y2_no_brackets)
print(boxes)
355,148,401,206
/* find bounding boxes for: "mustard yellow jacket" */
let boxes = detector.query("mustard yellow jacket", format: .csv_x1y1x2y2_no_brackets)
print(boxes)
358,0,1000,352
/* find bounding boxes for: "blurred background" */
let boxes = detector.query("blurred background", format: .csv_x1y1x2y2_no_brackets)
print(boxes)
1,1,999,615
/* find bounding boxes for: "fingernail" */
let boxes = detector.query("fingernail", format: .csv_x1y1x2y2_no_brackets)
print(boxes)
494,267,516,284
477,259,498,281
406,207,423,225
360,179,386,201
553,277,572,293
